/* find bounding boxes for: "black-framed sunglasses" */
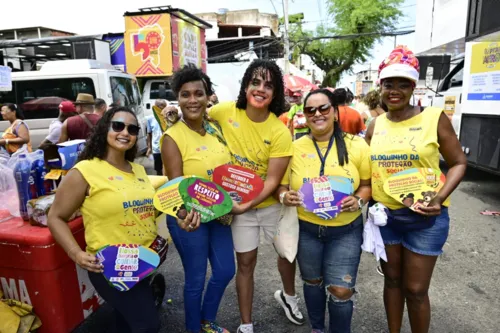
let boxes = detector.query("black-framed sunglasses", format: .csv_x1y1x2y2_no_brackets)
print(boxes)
303,103,332,117
110,121,140,136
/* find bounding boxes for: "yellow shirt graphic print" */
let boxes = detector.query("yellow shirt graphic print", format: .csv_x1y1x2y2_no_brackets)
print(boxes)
209,102,293,208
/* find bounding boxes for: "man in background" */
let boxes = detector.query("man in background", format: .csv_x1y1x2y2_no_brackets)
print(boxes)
146,99,167,175
333,88,366,135
58,93,101,142
94,98,107,117
287,91,309,140
39,101,77,149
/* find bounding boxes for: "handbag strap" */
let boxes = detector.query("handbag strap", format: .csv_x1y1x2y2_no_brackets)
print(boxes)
79,114,94,130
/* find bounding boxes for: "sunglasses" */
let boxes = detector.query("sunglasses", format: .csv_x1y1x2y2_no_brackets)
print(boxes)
303,103,331,117
110,121,140,136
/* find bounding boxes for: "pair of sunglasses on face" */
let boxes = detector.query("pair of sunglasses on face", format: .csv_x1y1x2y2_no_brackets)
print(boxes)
303,103,332,117
110,121,140,136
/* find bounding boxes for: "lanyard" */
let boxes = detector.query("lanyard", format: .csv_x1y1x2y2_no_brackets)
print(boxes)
312,134,335,176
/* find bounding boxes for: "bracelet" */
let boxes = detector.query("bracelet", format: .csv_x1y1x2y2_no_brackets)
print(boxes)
5,139,9,146
279,191,287,204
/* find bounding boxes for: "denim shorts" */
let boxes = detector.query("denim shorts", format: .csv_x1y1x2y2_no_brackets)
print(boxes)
297,216,363,290
380,207,450,256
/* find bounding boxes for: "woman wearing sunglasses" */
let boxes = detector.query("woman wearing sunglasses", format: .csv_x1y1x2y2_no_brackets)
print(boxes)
48,107,162,333
276,89,372,333
161,65,237,333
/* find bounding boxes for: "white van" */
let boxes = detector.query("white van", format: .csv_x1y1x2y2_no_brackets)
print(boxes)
141,79,177,116
0,59,147,153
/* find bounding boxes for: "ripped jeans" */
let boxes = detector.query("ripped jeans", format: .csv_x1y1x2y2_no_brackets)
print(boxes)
297,216,363,333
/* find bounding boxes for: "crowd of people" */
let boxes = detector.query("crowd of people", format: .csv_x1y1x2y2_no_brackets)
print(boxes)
42,45,467,333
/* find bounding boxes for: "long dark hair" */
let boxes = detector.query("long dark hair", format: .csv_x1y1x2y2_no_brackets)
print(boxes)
236,59,286,117
304,89,349,166
2,103,25,120
78,106,138,162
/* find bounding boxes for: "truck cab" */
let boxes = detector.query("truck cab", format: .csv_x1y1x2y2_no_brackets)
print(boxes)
141,79,177,116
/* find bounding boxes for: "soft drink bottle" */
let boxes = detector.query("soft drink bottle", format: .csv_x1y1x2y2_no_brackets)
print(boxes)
32,150,54,196
14,154,31,221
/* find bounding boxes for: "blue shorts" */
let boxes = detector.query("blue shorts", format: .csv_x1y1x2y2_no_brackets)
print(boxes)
380,207,450,256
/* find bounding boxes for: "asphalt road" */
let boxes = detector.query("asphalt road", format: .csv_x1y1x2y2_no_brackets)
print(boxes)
74,163,500,333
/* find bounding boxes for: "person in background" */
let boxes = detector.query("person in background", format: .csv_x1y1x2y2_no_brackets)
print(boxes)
94,98,107,117
362,90,385,127
277,88,371,333
354,93,369,115
147,99,167,176
279,101,292,128
208,60,304,333
208,93,219,108
287,91,309,140
39,101,77,149
59,93,101,142
365,46,467,333
0,103,32,154
161,65,237,333
333,89,366,136
108,102,119,111
48,106,163,333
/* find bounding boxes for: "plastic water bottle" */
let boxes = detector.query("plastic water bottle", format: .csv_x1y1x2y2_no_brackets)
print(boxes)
32,150,54,196
14,154,31,221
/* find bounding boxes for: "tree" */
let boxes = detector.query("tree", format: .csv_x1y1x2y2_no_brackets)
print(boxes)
288,0,404,86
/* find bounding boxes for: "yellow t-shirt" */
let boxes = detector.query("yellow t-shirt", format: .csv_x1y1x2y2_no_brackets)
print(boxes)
74,159,157,254
370,107,450,210
209,101,293,208
282,134,371,226
164,121,232,180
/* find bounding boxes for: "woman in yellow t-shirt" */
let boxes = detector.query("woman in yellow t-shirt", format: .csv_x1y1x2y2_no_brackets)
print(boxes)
48,107,163,333
161,65,235,333
276,88,372,333
365,46,467,333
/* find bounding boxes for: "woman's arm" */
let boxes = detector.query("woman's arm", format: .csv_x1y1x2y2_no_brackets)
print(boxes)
418,112,467,216
5,122,30,145
340,179,372,212
161,135,183,180
364,117,377,145
47,169,102,273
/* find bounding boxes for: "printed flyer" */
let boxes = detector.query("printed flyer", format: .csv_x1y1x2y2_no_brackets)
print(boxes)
383,168,446,211
153,176,188,218
212,165,264,203
299,176,353,220
97,244,160,292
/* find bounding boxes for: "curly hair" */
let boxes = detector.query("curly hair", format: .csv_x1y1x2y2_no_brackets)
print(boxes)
363,90,381,110
78,106,138,163
304,88,349,166
236,59,286,117
171,64,214,97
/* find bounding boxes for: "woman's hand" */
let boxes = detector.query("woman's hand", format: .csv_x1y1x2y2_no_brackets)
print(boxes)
340,196,360,213
415,196,442,216
177,210,201,232
72,250,103,273
231,201,253,215
282,190,302,207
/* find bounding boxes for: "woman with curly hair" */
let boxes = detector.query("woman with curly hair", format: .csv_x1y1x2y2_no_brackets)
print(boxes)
48,106,162,333
208,59,304,333
161,64,237,333
362,90,385,126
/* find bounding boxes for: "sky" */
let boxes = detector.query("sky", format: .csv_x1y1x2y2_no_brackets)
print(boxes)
1,0,416,85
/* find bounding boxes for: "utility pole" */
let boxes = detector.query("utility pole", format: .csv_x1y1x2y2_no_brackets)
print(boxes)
282,0,290,74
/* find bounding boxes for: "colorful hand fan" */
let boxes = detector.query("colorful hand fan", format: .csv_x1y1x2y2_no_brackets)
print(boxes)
212,165,264,203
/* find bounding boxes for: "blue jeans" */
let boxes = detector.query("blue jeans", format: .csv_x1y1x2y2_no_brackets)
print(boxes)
297,216,363,333
167,216,235,332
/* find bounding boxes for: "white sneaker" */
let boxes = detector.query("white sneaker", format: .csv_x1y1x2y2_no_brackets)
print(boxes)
274,290,305,325
236,323,254,333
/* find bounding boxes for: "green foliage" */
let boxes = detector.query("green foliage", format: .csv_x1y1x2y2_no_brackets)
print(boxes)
288,0,404,86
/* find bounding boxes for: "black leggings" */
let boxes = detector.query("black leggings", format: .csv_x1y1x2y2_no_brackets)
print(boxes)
88,272,160,333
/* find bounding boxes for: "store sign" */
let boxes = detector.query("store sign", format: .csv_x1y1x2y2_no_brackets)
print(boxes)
171,17,207,72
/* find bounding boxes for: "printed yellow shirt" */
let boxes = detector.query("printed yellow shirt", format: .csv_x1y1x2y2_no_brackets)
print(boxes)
283,135,371,226
370,107,450,210
74,159,157,254
165,121,232,180
209,102,293,208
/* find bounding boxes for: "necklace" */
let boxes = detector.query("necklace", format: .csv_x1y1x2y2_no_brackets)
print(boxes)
182,120,205,134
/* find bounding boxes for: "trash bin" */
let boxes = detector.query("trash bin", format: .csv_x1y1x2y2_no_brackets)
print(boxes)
0,211,101,333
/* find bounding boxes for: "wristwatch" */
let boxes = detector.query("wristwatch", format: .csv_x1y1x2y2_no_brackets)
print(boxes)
354,195,364,210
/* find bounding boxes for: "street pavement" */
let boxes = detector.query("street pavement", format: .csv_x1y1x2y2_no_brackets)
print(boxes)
74,163,500,333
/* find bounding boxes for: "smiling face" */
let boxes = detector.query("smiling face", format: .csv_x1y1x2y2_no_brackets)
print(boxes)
178,81,208,122
380,77,414,111
245,69,275,110
304,93,337,136
107,111,138,153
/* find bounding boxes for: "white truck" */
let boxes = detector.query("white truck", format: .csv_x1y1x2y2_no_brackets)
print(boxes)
431,39,500,175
